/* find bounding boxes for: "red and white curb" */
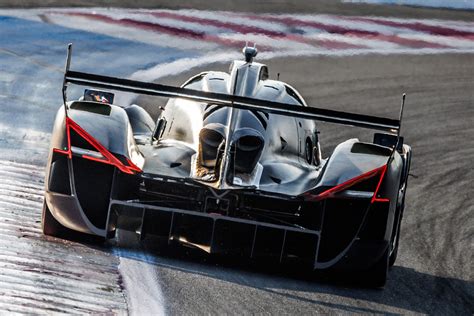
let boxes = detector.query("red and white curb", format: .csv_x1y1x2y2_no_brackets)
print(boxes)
0,160,128,314
2,8,473,54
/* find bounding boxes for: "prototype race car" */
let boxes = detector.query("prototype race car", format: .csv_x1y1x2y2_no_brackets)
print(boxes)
43,44,411,287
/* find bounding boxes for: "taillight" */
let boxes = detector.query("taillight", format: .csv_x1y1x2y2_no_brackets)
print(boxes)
305,165,388,203
53,117,141,175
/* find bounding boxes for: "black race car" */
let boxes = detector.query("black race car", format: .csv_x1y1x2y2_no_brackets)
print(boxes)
43,44,411,287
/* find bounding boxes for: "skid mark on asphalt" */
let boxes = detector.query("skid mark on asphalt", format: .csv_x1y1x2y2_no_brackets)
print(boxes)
0,160,127,314
0,48,63,73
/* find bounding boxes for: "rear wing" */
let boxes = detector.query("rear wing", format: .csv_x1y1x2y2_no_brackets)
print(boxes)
62,44,404,134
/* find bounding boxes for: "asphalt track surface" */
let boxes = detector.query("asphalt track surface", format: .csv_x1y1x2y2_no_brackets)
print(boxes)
0,3,473,315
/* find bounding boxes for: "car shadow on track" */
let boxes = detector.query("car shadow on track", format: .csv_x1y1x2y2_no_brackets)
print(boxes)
107,232,473,315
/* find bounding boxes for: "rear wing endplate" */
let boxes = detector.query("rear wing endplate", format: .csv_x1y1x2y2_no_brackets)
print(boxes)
62,44,402,133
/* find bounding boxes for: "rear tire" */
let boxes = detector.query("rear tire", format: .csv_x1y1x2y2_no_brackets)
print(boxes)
365,246,389,288
390,154,410,266
389,219,401,267
390,178,408,267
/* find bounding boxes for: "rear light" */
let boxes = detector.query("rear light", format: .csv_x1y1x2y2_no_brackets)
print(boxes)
304,165,388,203
53,117,141,175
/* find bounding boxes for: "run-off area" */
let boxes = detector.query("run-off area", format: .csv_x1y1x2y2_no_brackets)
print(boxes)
0,160,127,314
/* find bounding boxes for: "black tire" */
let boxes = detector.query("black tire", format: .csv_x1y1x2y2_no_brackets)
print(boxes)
42,201,105,243
365,246,389,288
390,152,411,266
390,175,408,267
389,216,401,267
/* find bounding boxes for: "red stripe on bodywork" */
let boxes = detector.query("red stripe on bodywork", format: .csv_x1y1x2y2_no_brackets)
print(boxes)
371,164,388,203
67,117,139,174
53,119,72,159
53,117,141,175
53,148,71,157
304,165,386,202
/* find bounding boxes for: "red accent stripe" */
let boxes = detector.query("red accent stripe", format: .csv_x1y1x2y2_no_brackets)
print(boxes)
67,117,139,174
53,117,141,175
126,157,142,172
81,154,109,164
305,165,386,202
371,164,387,204
53,120,72,159
82,154,143,174
53,148,70,157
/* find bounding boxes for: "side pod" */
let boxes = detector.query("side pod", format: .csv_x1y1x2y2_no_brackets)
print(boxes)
44,102,141,237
